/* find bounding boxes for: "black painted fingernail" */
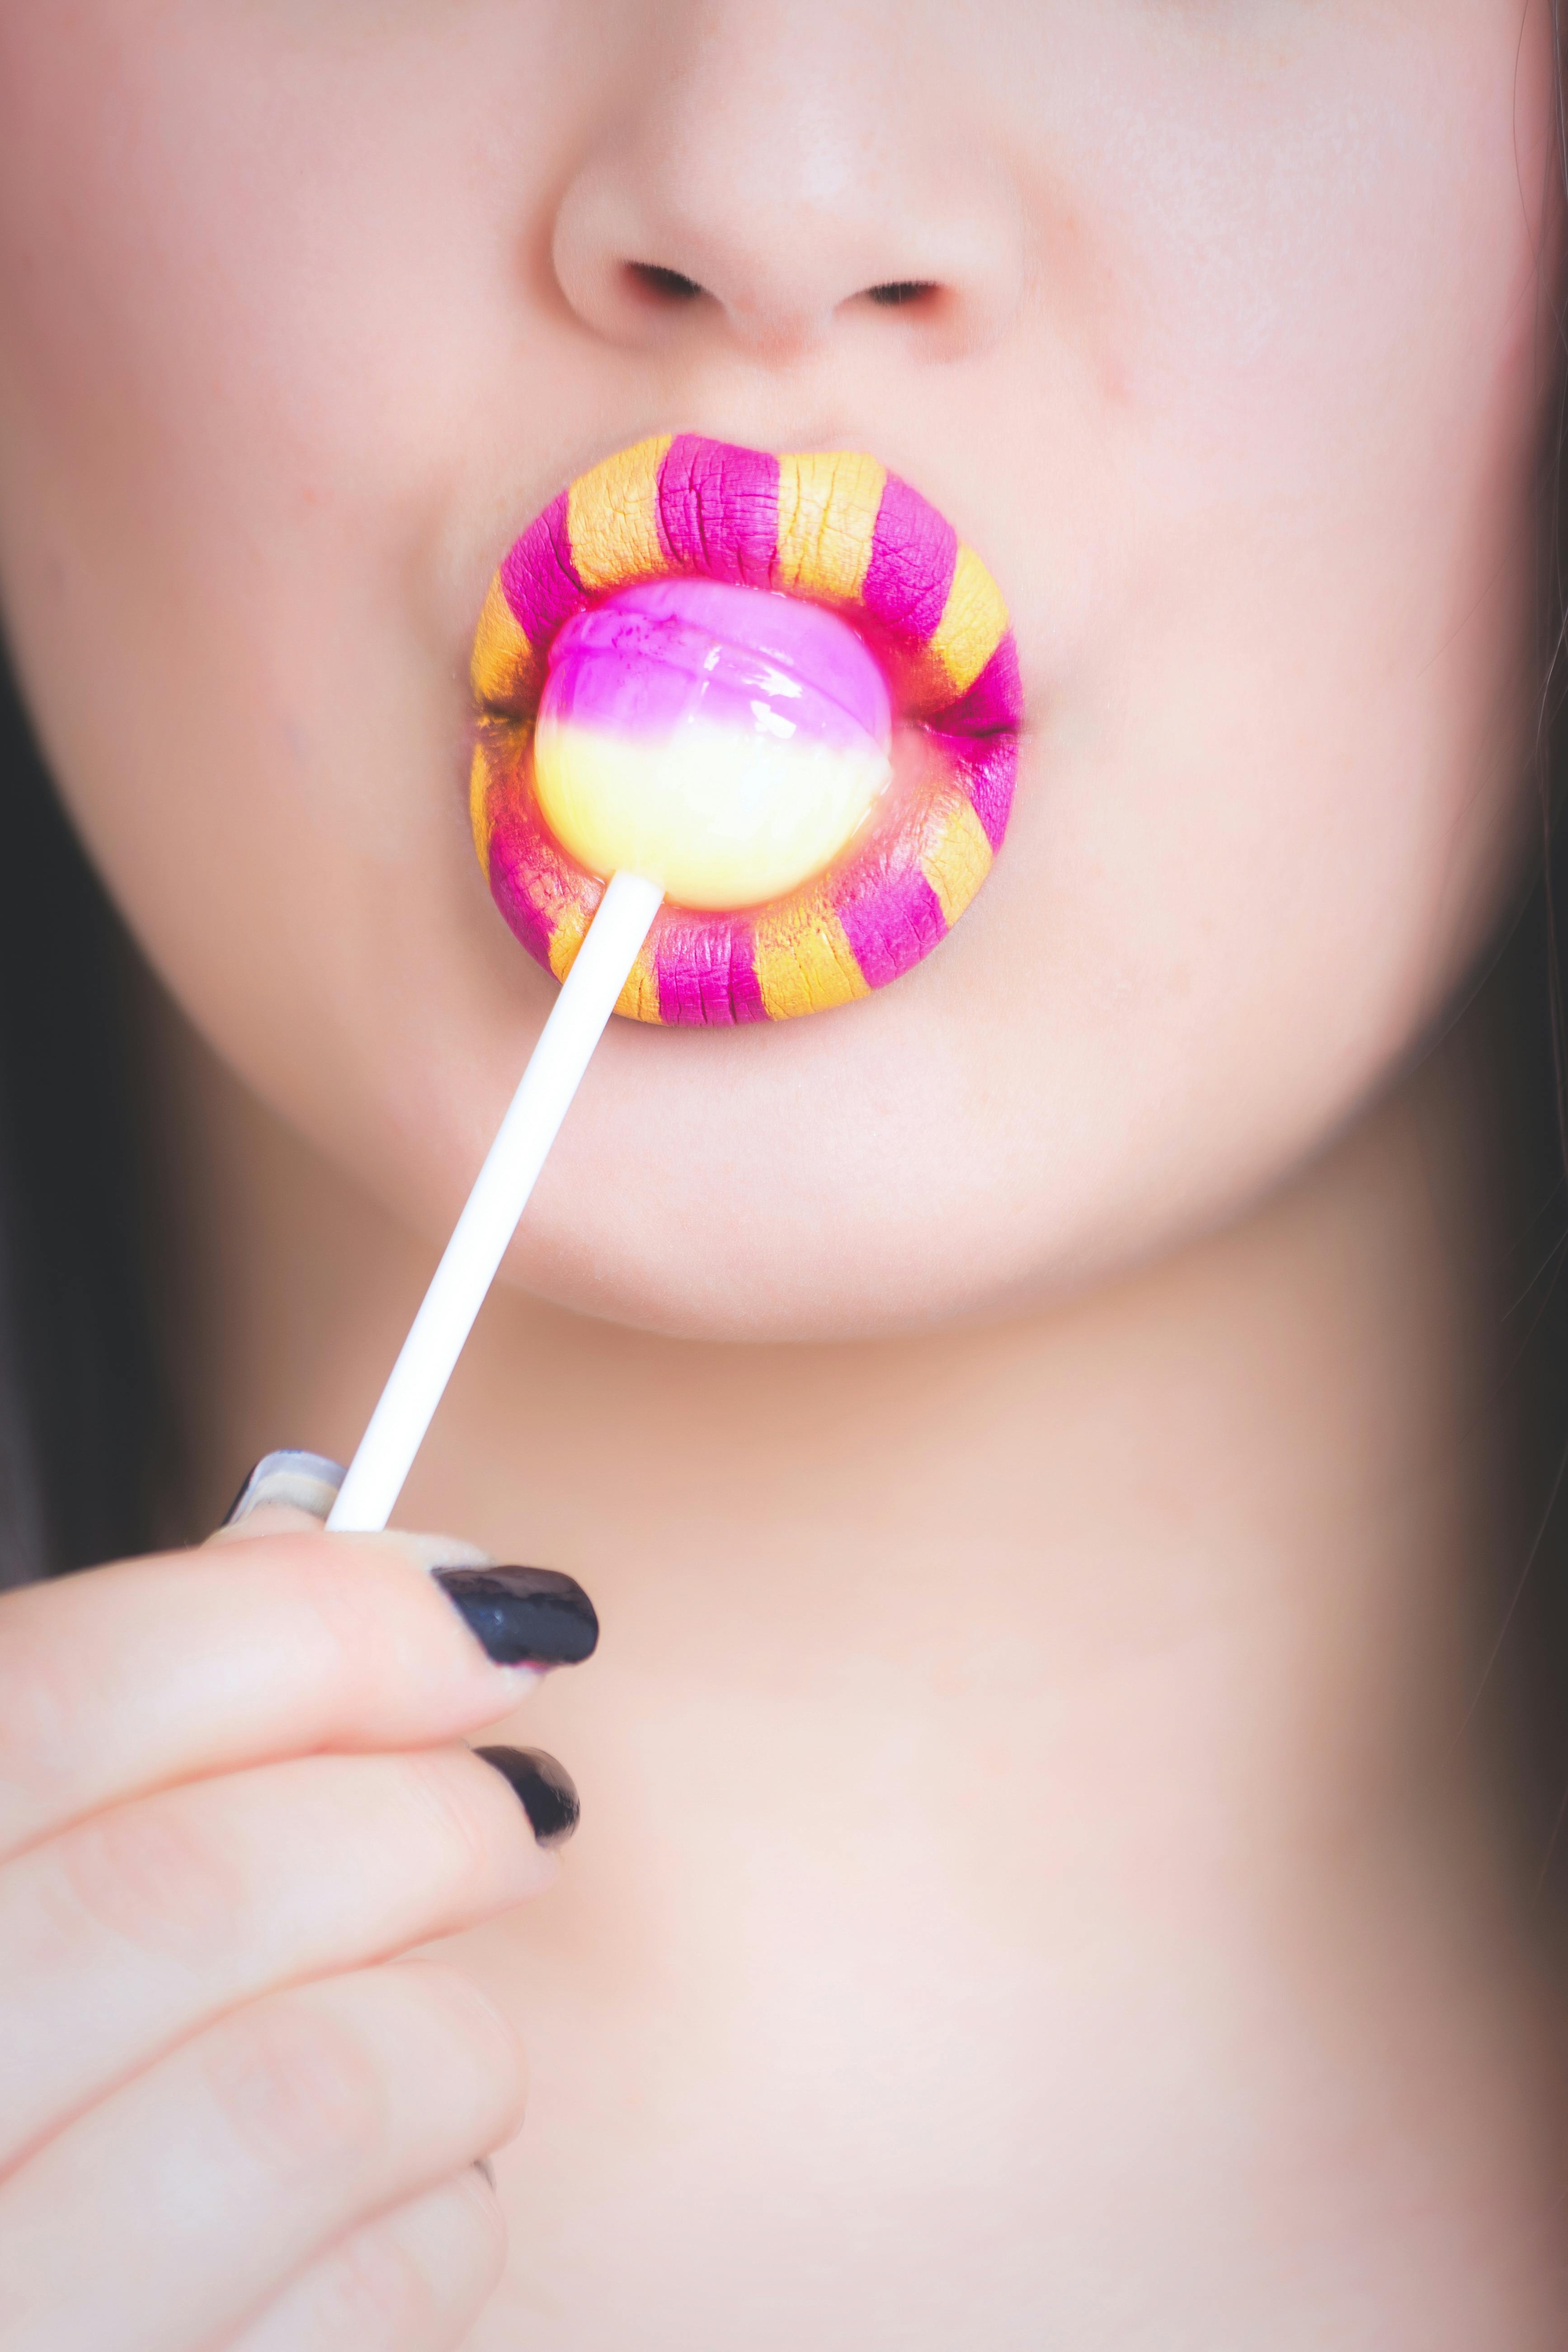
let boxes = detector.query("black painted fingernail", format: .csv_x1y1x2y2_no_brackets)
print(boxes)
222,1450,347,1527
432,1567,598,1668
476,1746,580,1845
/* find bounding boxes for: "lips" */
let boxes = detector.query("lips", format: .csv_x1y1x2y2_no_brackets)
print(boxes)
468,434,1022,1025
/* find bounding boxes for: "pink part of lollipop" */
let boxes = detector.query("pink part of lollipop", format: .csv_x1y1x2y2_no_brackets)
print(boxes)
540,575,893,753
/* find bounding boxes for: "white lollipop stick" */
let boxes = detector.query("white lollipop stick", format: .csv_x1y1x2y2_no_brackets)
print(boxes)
326,869,663,1534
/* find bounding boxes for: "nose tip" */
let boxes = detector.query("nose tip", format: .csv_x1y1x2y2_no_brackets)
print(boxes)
549,33,1022,367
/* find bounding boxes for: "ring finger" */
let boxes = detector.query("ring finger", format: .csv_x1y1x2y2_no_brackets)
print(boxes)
0,1960,527,2352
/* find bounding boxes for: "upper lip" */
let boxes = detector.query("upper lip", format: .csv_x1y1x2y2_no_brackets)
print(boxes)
475,432,1020,757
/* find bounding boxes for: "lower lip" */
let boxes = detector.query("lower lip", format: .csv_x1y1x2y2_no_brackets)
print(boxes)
468,434,1022,1027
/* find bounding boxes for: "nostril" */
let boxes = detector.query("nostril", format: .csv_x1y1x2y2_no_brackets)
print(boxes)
865,280,940,308
626,262,706,303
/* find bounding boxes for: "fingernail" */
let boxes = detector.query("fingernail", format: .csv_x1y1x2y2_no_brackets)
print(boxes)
476,1746,580,1846
222,1450,347,1526
432,1567,599,1669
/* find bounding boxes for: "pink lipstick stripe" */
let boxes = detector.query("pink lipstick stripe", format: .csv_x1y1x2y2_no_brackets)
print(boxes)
658,436,780,587
470,434,1021,1026
862,472,958,644
500,492,584,651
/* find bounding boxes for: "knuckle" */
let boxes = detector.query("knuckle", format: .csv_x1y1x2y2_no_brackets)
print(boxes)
204,1993,387,2178
63,1797,243,1962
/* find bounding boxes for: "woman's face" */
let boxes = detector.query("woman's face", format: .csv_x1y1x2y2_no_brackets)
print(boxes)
0,1,1554,1339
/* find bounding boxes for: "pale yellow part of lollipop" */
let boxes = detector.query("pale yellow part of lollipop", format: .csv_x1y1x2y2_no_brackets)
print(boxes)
532,714,892,911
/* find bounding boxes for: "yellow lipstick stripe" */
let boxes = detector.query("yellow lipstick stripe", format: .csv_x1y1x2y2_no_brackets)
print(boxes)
928,545,1009,697
467,743,495,868
568,435,674,593
775,451,886,606
753,897,871,1020
469,573,539,713
920,791,993,929
545,896,592,983
614,946,664,1023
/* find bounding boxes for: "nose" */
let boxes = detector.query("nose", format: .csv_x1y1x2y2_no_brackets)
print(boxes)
551,0,1022,365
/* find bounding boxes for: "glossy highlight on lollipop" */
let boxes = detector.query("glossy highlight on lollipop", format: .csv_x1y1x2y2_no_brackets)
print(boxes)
470,435,1022,1025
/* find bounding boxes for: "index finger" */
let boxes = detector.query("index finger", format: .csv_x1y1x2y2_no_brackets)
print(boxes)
0,1527,576,1859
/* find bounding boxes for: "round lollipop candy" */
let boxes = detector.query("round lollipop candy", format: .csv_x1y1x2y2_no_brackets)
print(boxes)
329,436,1020,1530
533,574,895,913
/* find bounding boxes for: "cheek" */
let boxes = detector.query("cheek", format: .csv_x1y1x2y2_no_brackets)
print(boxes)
983,2,1550,1190
0,8,584,1129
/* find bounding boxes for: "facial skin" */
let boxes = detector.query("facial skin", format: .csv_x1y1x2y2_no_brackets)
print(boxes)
0,0,1554,1343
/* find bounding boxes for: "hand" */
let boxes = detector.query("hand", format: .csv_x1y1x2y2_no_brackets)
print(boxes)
0,1457,598,2352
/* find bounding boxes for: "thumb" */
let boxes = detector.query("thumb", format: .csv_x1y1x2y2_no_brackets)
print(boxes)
208,1448,348,1542
204,1448,495,1573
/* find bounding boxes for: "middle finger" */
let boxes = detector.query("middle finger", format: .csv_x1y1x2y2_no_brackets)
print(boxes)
0,1742,560,2174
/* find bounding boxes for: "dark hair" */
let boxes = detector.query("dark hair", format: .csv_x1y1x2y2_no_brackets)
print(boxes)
0,649,180,1585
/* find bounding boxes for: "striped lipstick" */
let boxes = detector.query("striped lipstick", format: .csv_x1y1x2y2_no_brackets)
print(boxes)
469,434,1022,1025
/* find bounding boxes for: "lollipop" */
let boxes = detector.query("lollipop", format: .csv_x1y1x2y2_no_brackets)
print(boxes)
329,437,1020,1530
